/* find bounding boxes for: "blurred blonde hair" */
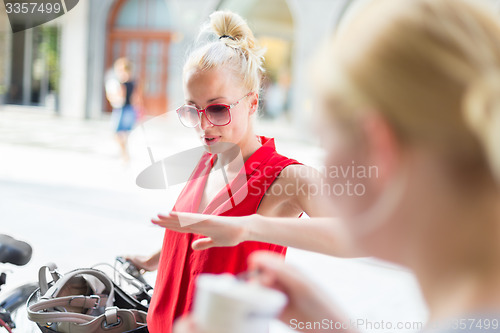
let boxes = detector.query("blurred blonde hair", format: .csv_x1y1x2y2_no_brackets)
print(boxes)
183,11,265,92
317,0,500,184
114,57,132,75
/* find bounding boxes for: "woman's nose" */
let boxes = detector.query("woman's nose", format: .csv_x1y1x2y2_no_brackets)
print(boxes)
199,112,213,130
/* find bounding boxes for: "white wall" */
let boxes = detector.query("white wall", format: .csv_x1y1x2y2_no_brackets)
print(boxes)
58,0,89,118
286,0,348,137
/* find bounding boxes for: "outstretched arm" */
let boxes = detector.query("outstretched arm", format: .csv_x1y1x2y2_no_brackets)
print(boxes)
248,216,360,257
152,164,363,257
152,213,362,257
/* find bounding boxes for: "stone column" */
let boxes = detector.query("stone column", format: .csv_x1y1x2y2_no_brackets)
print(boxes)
84,0,115,119
58,0,89,118
0,2,11,106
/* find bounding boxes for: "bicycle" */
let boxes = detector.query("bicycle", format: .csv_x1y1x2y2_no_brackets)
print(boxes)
0,234,38,333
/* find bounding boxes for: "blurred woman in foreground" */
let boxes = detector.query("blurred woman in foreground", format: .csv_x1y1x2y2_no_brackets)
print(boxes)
174,0,500,331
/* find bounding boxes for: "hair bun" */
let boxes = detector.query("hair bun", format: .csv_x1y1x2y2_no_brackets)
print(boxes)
210,11,263,57
184,10,265,92
210,11,250,43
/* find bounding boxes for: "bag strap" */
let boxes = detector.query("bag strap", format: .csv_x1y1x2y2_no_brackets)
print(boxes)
27,290,147,329
41,268,115,307
32,294,109,311
38,263,61,295
29,302,134,328
28,295,99,324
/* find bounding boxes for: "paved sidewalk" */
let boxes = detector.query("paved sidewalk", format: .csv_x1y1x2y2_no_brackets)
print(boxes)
0,106,427,332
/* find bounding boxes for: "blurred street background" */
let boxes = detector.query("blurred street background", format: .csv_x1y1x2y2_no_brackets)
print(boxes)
5,0,500,331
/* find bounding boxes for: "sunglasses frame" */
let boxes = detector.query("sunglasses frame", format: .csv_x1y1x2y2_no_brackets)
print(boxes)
176,92,253,128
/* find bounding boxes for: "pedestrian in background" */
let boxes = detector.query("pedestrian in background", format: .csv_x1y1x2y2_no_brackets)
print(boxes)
105,57,142,162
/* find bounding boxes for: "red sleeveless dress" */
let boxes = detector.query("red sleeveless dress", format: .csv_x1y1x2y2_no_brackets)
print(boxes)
147,136,300,333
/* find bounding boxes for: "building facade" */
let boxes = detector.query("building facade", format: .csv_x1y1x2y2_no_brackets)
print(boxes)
4,0,497,127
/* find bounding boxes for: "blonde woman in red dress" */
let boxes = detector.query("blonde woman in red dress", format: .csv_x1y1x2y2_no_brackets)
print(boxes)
136,11,341,333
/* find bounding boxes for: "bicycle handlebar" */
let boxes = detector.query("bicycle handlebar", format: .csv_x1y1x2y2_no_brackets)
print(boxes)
0,235,32,266
115,257,153,291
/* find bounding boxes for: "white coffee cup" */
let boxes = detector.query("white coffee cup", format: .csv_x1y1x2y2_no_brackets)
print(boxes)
193,273,288,333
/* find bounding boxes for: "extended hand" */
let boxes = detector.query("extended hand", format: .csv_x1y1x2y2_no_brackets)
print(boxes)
152,212,254,250
124,253,160,272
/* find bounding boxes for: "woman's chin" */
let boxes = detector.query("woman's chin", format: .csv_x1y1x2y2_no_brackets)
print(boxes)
203,141,239,155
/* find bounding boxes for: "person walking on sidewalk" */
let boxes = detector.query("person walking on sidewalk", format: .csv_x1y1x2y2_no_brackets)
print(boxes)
105,57,142,162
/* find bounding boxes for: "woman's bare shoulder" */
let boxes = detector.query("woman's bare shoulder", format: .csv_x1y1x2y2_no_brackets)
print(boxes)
257,164,321,217
277,164,322,185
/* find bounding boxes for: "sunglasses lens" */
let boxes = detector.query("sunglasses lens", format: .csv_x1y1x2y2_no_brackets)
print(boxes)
206,105,230,126
177,106,199,127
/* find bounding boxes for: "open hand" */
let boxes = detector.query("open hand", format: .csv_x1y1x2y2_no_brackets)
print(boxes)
124,253,159,272
152,212,255,250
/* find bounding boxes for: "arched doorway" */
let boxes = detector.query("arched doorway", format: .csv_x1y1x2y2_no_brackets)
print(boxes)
105,0,172,116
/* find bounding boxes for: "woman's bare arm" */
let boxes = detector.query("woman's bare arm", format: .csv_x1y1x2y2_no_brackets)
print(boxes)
152,213,362,257
152,164,362,257
247,215,361,257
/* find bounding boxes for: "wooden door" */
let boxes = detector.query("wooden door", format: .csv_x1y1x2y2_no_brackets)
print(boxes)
106,0,172,116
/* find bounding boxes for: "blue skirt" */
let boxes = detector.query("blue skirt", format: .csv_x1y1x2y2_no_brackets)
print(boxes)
113,104,137,132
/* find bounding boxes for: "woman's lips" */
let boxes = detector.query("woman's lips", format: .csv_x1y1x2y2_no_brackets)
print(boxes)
203,136,221,145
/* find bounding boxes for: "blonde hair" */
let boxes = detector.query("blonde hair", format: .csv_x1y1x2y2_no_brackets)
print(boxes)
318,0,500,185
183,11,265,92
114,57,132,75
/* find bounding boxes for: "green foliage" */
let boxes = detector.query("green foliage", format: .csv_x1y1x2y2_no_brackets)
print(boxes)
40,26,60,92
